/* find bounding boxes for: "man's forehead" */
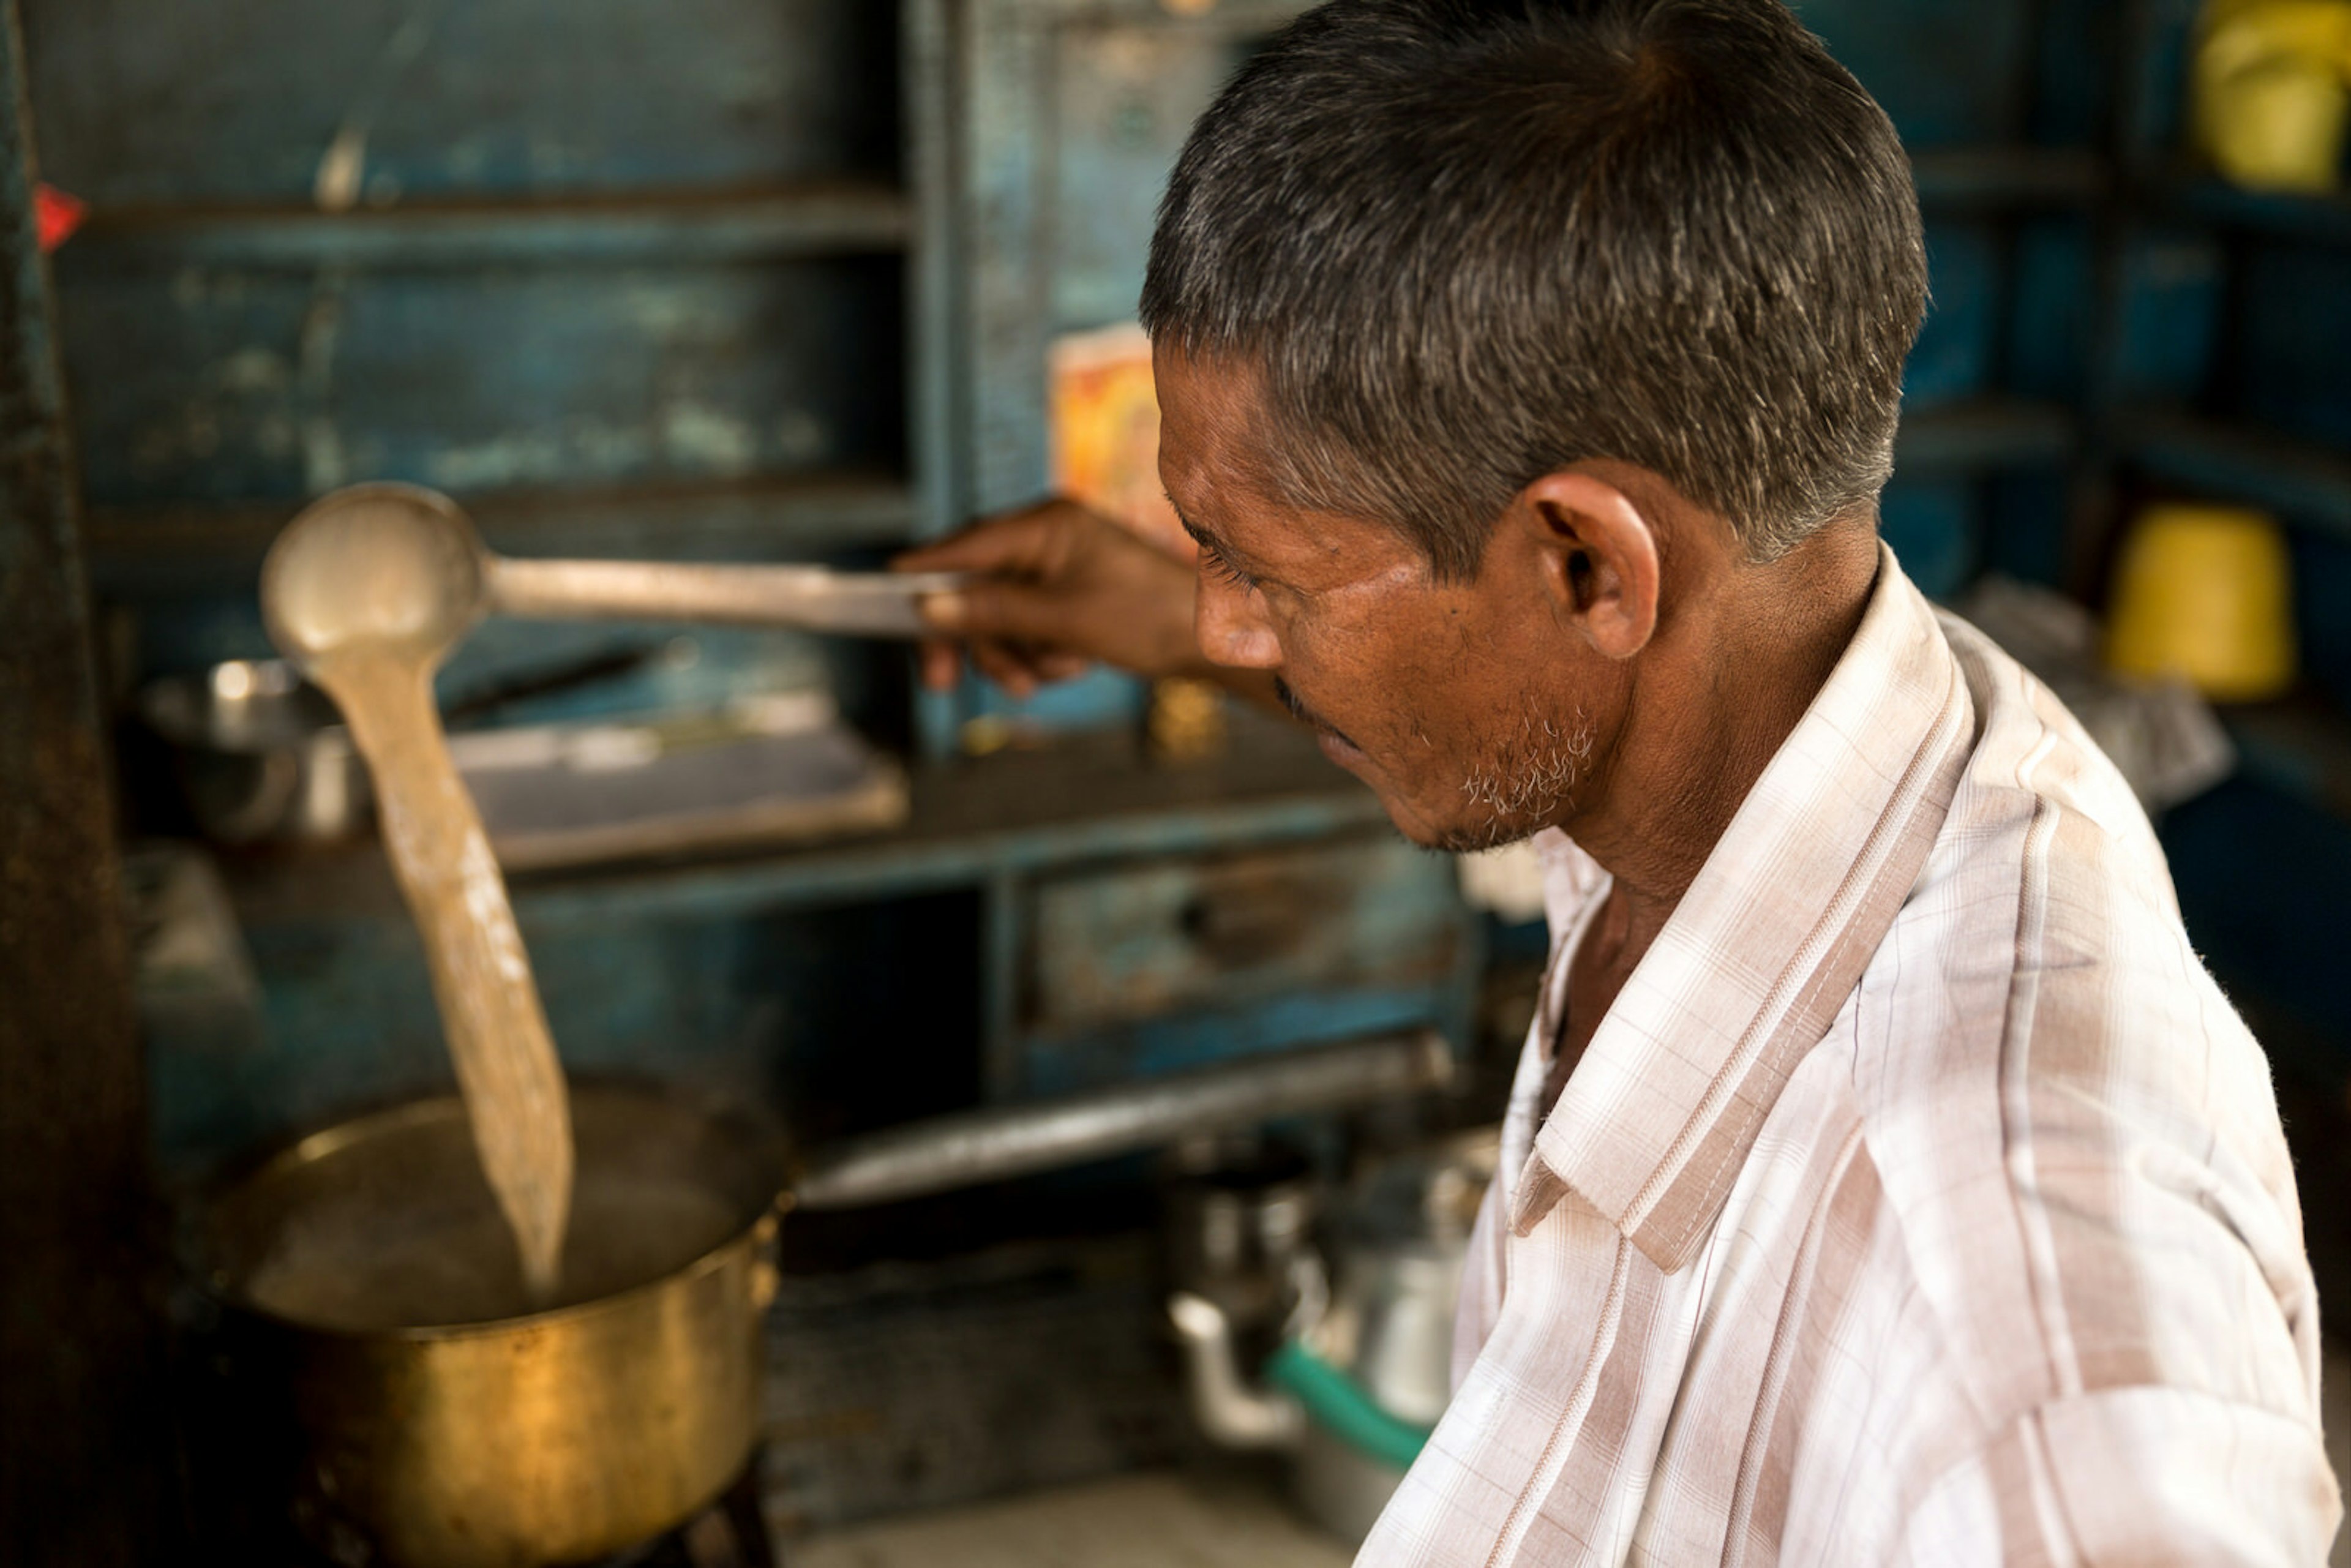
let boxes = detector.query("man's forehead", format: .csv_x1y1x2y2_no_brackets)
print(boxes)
1153,352,1322,536
1152,344,1436,585
1153,347,1270,495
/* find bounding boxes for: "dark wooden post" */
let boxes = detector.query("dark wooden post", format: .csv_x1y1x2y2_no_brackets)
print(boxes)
0,0,171,1559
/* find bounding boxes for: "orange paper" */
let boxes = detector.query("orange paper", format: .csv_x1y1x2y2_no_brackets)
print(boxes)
1048,322,1194,562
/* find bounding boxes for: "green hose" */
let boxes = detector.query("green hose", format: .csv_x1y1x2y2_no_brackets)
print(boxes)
1262,1340,1435,1471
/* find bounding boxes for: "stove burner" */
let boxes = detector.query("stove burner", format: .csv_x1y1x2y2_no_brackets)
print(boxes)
590,1460,776,1568
272,1457,778,1568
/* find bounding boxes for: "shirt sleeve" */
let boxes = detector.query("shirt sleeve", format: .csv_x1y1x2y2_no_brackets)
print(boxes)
1897,1385,2341,1566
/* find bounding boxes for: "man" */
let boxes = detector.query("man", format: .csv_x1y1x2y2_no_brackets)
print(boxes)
901,0,2342,1559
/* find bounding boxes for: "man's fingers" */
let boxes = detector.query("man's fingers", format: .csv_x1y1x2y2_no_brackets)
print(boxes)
892,525,1028,575
967,639,1040,700
917,636,1092,700
915,591,961,634
895,498,1190,688
891,502,1074,576
915,577,1075,646
917,640,961,693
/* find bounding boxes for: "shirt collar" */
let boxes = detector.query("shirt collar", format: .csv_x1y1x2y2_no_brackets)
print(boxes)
1512,545,1976,1271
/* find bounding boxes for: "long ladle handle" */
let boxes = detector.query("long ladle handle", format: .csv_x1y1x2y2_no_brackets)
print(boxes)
312,651,573,1299
793,1030,1455,1211
486,555,964,637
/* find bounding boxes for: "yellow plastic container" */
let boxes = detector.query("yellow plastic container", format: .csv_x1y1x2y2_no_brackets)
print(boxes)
2194,0,2351,192
2105,502,2299,701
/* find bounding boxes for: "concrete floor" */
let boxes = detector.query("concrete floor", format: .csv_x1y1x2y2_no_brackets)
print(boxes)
794,1471,1352,1568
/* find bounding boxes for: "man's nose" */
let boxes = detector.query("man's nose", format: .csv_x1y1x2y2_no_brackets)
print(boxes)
1193,573,1282,669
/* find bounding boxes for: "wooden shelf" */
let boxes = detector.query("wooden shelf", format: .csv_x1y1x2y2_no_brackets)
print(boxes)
1894,399,2078,471
2113,411,2351,542
2225,695,2351,824
85,471,921,598
2159,173,2351,250
1911,147,2109,210
223,712,1387,932
64,182,913,269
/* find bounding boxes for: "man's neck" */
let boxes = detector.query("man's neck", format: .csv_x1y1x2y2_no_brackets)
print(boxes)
1564,522,1881,958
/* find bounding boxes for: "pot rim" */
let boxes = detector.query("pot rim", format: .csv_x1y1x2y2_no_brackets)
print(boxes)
189,1078,790,1343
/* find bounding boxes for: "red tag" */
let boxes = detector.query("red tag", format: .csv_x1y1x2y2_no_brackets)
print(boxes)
35,184,84,252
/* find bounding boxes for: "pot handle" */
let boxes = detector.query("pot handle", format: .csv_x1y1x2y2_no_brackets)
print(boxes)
792,1030,1453,1212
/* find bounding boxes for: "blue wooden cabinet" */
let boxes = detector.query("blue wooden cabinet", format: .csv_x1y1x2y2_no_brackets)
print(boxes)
44,0,2351,1177
24,0,1471,1183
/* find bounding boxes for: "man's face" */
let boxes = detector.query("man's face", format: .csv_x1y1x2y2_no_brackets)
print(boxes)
1155,349,1614,852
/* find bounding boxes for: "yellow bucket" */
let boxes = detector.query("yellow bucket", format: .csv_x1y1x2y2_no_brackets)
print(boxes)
2105,502,2299,701
2194,0,2351,191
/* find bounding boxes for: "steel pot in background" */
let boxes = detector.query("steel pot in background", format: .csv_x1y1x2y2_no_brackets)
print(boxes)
140,659,368,844
192,1032,1453,1568
137,649,670,848
1169,1126,1499,1545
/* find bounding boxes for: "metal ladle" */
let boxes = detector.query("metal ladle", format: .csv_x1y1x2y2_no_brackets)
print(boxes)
261,484,576,1300
265,481,968,645
256,482,968,1301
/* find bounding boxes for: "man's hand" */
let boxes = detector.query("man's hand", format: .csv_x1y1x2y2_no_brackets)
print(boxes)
893,498,1204,700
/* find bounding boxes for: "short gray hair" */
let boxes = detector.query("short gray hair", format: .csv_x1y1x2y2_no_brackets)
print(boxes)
1140,0,1927,575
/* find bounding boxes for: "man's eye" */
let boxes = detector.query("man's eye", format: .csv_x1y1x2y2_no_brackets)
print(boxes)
1201,549,1257,592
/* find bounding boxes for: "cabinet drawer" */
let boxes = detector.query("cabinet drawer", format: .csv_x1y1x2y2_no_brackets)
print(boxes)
1027,836,1463,1031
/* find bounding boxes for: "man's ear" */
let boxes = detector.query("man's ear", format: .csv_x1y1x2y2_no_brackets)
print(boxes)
1517,470,1662,660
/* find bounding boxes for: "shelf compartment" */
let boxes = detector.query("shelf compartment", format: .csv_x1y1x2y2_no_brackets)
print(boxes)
2159,174,2351,250
1029,836,1461,1034
2115,411,2351,542
1910,147,2109,209
1894,399,2079,471
2225,696,2351,824
86,471,921,598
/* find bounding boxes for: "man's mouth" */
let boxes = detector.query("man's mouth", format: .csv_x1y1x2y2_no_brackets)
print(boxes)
1275,677,1365,759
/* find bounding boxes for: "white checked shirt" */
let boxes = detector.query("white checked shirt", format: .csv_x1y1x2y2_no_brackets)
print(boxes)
1359,548,2341,1566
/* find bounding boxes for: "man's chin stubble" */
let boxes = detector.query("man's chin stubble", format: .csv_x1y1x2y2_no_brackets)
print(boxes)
1442,704,1595,853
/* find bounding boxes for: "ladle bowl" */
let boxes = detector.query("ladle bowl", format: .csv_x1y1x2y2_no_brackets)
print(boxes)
261,484,490,673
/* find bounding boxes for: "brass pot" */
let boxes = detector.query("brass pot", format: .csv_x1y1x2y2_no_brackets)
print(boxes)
196,1084,787,1568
